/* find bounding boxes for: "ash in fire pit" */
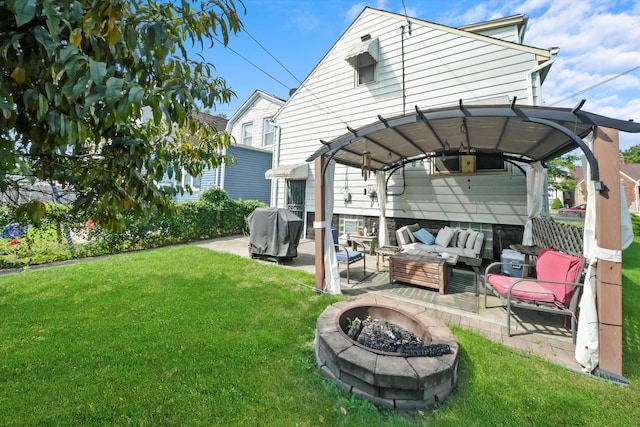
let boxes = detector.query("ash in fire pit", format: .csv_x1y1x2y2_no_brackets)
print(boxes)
347,317,451,357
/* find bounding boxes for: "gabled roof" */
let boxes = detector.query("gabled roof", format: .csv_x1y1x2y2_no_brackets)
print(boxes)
574,163,640,183
458,13,528,42
228,90,285,130
191,111,228,131
273,7,551,121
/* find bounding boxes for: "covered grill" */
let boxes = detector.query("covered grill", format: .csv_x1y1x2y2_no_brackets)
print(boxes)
247,208,303,262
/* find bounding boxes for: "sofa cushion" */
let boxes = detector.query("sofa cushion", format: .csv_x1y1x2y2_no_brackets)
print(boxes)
407,223,420,242
486,274,556,303
535,248,583,304
435,227,455,247
395,226,413,246
465,230,479,250
413,228,436,245
456,230,469,248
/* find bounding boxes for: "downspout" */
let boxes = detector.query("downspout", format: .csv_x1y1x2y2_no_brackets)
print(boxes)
526,47,559,106
219,148,227,191
273,124,281,208
400,23,411,115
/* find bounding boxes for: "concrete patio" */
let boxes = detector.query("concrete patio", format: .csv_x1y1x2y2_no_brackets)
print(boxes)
195,235,582,374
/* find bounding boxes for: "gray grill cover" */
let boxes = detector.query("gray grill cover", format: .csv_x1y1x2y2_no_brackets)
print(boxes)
247,208,303,258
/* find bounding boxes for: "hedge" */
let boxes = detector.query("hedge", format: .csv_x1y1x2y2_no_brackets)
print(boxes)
0,189,266,269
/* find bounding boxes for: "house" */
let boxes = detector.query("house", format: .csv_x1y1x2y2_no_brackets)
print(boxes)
172,91,284,204
572,160,640,213
269,7,558,258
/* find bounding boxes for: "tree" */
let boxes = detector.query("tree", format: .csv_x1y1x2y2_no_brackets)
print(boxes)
0,0,244,230
621,145,640,164
546,154,579,194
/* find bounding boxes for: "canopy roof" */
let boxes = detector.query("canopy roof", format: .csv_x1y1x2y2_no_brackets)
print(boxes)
307,101,640,183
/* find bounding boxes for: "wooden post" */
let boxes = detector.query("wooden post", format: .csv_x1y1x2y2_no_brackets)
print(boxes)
593,126,623,376
314,156,326,291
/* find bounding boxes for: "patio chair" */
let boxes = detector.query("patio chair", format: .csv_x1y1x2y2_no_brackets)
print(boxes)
332,228,365,284
483,247,585,342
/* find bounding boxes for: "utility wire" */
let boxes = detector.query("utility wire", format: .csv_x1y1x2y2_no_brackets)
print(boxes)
242,28,349,125
210,35,291,91
244,29,303,85
548,64,640,106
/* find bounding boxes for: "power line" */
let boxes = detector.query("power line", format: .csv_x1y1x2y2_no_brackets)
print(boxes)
244,29,302,85
210,35,292,91
548,64,640,106
241,28,348,125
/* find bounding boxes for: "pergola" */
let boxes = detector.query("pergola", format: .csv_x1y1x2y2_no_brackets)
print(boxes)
307,101,640,379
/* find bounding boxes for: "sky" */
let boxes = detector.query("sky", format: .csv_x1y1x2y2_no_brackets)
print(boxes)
196,0,640,151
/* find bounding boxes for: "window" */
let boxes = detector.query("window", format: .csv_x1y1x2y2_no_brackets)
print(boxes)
432,155,509,174
339,215,363,236
345,36,379,87
356,54,377,85
263,119,275,147
181,169,201,190
241,122,253,145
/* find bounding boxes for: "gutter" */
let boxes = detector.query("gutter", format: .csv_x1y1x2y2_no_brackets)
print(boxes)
526,47,559,106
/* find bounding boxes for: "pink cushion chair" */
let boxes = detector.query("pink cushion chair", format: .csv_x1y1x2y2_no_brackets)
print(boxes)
483,248,584,342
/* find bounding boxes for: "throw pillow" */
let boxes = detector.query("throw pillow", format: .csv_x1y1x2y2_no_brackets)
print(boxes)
413,228,436,245
465,230,479,250
456,230,469,248
407,223,420,242
435,227,455,247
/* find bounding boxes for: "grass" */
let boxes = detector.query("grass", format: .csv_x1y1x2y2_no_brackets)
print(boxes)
0,242,639,426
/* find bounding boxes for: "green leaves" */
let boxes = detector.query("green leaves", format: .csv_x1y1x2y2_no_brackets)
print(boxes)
10,0,37,27
1,0,243,230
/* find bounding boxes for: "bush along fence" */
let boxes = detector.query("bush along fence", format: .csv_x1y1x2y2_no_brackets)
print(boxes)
0,189,266,269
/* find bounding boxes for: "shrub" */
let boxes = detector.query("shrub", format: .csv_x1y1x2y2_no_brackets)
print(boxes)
0,189,266,268
551,198,563,210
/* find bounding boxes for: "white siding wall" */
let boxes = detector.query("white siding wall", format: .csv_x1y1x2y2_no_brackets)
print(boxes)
228,96,281,150
472,26,520,43
276,10,543,226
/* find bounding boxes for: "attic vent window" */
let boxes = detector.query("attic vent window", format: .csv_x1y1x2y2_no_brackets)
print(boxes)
345,37,379,86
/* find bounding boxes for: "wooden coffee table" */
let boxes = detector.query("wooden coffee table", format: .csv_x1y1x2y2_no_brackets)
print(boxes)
389,251,455,294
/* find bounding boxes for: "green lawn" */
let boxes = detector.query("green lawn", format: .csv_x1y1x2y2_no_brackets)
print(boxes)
0,242,639,426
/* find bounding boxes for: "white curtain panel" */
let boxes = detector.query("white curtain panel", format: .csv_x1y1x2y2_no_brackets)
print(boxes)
522,161,545,245
575,132,635,372
575,132,599,372
376,171,388,247
323,159,341,294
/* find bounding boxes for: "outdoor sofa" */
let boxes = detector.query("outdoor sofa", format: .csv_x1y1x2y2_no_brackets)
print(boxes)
395,224,485,261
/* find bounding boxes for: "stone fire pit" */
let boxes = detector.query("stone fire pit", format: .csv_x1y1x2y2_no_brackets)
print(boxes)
314,295,458,410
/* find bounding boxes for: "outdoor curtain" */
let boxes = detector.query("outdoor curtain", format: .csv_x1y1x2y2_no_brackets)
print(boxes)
323,159,342,295
376,171,388,247
522,161,546,245
575,132,634,372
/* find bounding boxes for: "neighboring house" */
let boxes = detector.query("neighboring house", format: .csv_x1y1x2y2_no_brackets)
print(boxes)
0,176,75,205
269,7,557,257
172,91,283,204
572,160,640,213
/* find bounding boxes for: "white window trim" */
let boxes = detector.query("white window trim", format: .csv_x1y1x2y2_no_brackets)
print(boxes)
355,56,377,87
262,118,275,147
180,169,201,191
241,122,253,146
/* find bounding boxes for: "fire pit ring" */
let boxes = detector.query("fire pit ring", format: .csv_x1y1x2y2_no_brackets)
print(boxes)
314,295,458,410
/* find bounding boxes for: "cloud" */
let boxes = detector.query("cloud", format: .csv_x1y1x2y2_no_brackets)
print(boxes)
345,0,390,22
448,0,640,148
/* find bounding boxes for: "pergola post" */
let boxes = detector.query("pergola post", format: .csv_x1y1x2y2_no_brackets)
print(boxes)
314,156,326,291
593,126,623,376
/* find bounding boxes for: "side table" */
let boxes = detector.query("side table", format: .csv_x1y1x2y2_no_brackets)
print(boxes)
376,246,400,272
